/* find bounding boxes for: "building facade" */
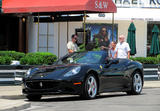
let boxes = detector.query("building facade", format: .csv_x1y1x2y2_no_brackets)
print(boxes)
26,0,160,57
0,0,30,53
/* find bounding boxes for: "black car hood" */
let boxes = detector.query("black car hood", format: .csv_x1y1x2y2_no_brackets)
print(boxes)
28,64,81,80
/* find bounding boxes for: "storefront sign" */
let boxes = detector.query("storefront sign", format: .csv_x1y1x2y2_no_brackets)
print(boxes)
95,1,108,9
113,0,160,8
86,23,118,42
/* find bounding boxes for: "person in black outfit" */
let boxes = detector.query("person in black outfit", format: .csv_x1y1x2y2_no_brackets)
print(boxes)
99,36,110,51
93,27,110,51
93,27,108,42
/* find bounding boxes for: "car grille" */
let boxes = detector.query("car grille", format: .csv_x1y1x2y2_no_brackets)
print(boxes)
26,81,59,89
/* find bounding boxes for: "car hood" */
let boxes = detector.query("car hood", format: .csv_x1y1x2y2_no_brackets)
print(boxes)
27,64,82,80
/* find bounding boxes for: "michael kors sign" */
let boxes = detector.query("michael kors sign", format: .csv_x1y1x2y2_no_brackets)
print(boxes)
113,0,160,8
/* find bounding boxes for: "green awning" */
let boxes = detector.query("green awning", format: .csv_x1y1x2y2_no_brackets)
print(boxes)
149,25,160,55
127,22,136,55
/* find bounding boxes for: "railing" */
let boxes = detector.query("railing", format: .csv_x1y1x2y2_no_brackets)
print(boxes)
0,70,27,84
143,68,159,80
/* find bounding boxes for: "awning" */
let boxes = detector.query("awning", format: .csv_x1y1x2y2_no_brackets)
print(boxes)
0,0,1,7
2,0,117,14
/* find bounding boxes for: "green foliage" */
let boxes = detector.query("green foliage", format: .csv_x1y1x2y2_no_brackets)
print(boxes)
130,56,159,64
0,51,57,65
0,56,13,65
157,54,160,64
79,44,86,52
3,56,13,65
0,56,6,65
20,52,57,65
79,38,101,51
93,38,101,51
0,51,25,60
92,47,101,51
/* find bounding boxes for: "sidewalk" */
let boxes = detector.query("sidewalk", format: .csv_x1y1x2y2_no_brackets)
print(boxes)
143,81,160,88
0,86,30,111
0,81,160,111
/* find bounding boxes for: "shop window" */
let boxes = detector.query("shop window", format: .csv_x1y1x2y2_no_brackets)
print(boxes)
75,28,91,46
38,23,54,53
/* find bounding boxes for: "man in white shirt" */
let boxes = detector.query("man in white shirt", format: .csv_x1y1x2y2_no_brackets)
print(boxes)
114,35,131,59
67,34,79,54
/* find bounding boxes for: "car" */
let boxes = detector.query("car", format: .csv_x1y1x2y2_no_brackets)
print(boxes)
22,51,144,100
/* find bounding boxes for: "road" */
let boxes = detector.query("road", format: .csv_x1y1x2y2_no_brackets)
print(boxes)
22,88,160,111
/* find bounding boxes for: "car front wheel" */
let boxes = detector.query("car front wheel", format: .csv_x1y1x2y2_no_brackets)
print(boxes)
127,72,143,95
81,74,98,99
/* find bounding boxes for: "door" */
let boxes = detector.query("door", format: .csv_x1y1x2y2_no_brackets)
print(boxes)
100,59,126,91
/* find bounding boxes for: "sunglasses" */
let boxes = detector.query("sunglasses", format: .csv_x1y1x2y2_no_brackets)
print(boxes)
74,37,77,40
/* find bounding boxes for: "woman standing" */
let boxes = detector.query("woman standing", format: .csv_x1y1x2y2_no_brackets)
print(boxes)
109,41,117,58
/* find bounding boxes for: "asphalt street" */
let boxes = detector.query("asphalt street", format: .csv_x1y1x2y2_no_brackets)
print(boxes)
21,88,160,111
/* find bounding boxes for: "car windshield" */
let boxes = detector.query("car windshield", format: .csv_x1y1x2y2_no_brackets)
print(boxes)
56,51,105,64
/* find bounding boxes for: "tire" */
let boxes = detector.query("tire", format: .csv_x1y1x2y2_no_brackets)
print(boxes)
26,94,42,101
81,74,98,99
127,72,143,95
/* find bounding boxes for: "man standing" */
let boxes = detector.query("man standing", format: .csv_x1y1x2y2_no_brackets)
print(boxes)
67,34,79,54
114,35,131,59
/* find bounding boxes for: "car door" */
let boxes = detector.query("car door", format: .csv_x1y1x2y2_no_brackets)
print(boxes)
100,59,126,91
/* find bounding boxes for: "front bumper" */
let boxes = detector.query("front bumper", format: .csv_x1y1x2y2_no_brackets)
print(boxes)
22,80,83,95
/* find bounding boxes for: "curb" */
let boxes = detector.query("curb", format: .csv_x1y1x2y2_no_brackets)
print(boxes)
0,102,31,111
0,99,30,111
0,95,25,100
143,87,160,89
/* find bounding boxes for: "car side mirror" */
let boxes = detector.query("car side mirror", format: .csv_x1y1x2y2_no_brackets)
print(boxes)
111,59,119,64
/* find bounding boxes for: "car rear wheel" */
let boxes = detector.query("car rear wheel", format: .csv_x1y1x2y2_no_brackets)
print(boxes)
26,94,42,101
81,74,98,99
127,72,143,95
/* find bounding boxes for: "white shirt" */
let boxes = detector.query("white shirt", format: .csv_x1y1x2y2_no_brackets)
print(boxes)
115,42,131,58
110,49,116,58
67,41,79,52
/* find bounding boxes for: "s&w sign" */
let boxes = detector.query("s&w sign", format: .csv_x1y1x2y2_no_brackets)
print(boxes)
95,0,108,9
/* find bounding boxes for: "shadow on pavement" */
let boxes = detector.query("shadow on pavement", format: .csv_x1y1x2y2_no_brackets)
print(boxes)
25,93,138,102
1,92,146,101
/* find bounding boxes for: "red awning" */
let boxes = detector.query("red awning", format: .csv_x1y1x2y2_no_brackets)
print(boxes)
2,0,117,14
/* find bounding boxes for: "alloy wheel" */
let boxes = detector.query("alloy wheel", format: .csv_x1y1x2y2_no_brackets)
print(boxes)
133,73,142,93
87,76,97,98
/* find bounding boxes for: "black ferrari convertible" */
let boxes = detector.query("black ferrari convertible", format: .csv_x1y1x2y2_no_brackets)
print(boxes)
22,51,143,100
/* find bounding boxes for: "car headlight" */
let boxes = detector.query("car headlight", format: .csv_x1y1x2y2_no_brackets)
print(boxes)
64,66,81,77
25,68,31,77
25,68,39,78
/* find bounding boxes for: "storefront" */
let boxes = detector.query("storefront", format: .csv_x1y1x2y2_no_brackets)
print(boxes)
67,0,160,57
2,0,117,57
87,8,160,57
3,0,160,57
112,0,160,57
27,0,160,57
